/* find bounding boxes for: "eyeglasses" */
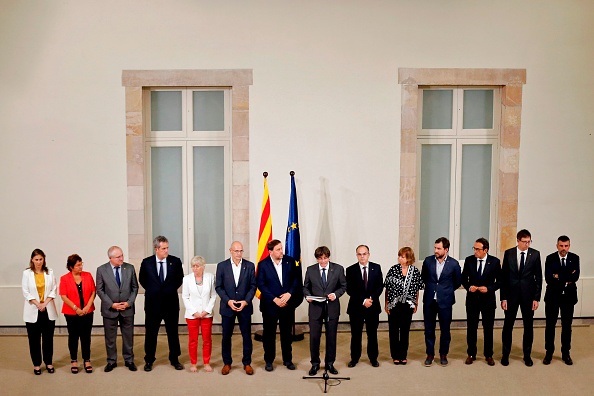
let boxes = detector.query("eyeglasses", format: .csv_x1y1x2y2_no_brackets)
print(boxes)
472,247,484,251
518,239,532,245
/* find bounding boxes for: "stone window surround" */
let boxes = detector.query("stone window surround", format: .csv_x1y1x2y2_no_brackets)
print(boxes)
122,69,253,266
398,68,526,258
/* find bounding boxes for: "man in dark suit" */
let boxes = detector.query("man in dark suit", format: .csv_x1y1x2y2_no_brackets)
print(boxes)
256,239,303,372
215,241,257,375
139,235,185,371
346,245,384,368
461,238,500,366
500,229,542,367
96,246,139,372
303,246,347,375
543,235,580,365
421,237,462,367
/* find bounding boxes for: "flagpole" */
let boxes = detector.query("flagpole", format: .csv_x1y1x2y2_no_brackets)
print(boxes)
286,171,304,342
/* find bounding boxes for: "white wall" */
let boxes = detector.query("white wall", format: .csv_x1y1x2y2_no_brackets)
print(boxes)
1,0,592,325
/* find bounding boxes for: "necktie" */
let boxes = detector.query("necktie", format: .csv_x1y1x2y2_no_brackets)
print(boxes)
321,268,327,288
115,266,121,287
478,259,483,277
159,261,165,283
519,252,525,273
363,266,368,290
561,258,566,267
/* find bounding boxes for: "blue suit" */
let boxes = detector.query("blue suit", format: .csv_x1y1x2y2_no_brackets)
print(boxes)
256,255,303,365
215,258,256,366
421,255,461,356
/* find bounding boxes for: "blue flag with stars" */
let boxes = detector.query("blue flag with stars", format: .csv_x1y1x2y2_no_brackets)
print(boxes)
285,173,301,266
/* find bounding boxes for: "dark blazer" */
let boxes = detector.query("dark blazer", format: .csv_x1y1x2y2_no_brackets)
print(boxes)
96,262,139,318
544,251,579,306
256,255,303,316
461,254,501,309
303,263,347,320
421,255,462,309
139,254,184,314
346,262,384,316
500,247,542,307
215,258,257,318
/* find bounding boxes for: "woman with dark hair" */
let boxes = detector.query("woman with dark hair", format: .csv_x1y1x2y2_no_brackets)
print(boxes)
59,254,96,374
384,247,424,365
22,248,58,375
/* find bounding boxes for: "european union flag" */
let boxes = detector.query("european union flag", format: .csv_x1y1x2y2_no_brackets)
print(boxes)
285,172,301,266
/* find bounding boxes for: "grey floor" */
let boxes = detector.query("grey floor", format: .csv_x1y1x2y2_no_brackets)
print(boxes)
2,325,592,396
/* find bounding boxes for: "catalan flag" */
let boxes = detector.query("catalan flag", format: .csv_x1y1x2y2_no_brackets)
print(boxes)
255,174,272,298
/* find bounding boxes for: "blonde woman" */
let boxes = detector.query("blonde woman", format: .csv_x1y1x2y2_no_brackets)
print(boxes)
182,256,216,372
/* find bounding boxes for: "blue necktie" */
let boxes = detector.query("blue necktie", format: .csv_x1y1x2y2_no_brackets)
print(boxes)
159,261,165,283
321,268,327,288
115,266,121,287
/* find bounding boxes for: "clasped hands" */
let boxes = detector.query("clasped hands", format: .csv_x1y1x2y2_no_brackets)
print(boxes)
228,300,247,312
469,285,488,293
111,302,129,311
274,292,292,307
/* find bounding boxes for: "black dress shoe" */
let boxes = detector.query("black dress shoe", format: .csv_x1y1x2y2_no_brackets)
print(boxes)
371,361,380,367
171,362,184,370
524,357,533,367
125,362,138,371
284,361,296,370
308,364,320,375
104,362,117,372
265,362,274,372
439,355,448,367
326,364,338,375
562,355,573,365
543,354,552,365
144,363,153,372
424,355,434,367
500,356,509,366
347,360,357,368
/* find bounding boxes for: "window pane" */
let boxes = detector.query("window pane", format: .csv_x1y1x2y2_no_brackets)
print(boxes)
419,144,451,259
463,90,494,129
151,147,184,258
151,91,182,131
422,90,453,129
193,146,225,263
459,144,492,258
193,91,225,131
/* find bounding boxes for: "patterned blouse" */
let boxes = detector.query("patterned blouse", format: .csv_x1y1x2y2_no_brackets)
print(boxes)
384,263,424,310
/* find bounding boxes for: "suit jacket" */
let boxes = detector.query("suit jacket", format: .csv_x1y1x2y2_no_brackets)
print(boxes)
303,263,347,320
96,262,139,319
461,254,501,309
421,255,462,309
182,272,216,319
500,247,542,307
139,254,184,314
59,271,96,315
544,251,579,306
215,258,256,318
22,268,58,322
346,262,384,316
256,255,303,316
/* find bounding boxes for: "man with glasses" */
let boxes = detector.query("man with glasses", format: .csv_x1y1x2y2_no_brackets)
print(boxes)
461,238,500,366
500,229,542,367
543,235,580,365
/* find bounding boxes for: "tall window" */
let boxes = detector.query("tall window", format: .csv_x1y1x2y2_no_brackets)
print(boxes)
417,87,500,259
145,88,231,264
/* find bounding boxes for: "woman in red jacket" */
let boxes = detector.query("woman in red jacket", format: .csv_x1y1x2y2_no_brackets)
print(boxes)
60,254,96,374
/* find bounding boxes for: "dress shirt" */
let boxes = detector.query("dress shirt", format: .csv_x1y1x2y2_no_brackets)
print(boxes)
156,257,167,279
272,258,283,287
477,254,488,276
231,258,242,286
435,256,447,300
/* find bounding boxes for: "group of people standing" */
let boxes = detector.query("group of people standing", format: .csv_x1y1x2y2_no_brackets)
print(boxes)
22,230,579,376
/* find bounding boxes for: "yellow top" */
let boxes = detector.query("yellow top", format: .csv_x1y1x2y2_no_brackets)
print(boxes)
34,272,45,302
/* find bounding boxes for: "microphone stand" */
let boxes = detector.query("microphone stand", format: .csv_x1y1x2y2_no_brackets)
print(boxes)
302,297,350,393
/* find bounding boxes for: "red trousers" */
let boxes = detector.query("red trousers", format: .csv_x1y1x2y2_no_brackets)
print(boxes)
186,317,213,364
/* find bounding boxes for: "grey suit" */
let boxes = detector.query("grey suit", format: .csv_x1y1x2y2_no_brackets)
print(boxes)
303,262,346,365
96,262,139,364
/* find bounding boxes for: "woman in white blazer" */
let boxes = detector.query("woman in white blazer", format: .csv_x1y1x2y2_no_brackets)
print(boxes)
182,255,216,372
22,249,58,375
